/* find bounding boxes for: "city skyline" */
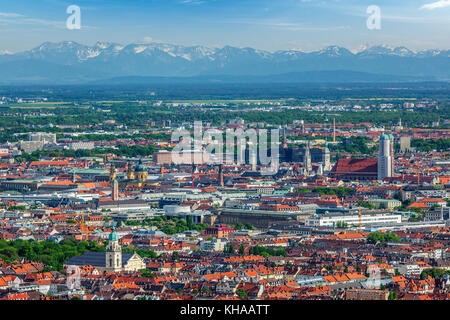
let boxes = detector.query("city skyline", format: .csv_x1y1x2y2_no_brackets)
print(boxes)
0,0,449,306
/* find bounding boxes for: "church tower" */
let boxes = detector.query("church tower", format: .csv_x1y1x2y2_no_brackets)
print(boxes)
323,143,331,172
303,141,312,176
134,159,148,182
112,179,119,201
282,127,288,149
106,227,122,272
109,165,117,182
126,162,135,180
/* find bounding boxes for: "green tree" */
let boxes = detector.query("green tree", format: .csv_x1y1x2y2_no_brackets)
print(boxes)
420,268,450,280
172,251,179,261
236,288,248,299
224,243,235,254
139,269,155,278
367,232,401,244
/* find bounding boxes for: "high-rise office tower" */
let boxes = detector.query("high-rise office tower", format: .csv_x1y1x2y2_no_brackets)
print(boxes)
377,134,394,180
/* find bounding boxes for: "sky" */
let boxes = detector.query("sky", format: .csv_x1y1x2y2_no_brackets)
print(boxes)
0,0,449,53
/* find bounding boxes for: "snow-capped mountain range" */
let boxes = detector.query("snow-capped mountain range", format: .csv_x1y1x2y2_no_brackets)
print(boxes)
0,41,448,84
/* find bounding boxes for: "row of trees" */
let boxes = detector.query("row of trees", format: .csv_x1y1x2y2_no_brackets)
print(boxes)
15,144,159,163
367,232,402,244
0,238,159,272
2,102,447,143
125,216,208,235
420,268,450,280
328,136,377,155
122,247,157,259
248,245,287,257
411,139,450,152
358,201,378,210
234,222,255,230
295,187,353,197
57,133,171,142
0,238,106,272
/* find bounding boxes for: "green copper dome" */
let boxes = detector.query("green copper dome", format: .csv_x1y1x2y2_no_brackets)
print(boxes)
380,133,394,140
135,159,146,172
109,226,118,241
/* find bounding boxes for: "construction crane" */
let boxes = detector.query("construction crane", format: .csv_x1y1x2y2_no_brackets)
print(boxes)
356,208,390,233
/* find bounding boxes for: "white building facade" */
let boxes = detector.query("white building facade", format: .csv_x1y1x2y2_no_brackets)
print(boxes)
377,134,394,180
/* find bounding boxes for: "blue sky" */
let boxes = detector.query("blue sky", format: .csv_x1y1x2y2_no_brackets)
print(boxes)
0,0,449,53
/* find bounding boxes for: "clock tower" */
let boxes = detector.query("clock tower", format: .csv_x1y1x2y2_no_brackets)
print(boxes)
106,226,122,272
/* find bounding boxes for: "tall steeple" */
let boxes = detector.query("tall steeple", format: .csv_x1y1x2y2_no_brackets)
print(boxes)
126,162,135,180
109,164,117,182
106,226,122,272
112,179,119,201
323,142,331,172
304,141,312,176
282,126,288,149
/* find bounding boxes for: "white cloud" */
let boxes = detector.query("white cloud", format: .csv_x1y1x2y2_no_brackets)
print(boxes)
180,0,204,4
0,11,97,30
0,12,24,18
421,0,450,10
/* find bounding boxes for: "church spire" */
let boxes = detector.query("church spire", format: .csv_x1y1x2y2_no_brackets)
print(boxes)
282,126,288,149
303,141,312,176
106,225,122,272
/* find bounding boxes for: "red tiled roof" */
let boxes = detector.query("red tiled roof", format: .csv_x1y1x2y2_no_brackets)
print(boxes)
29,161,70,167
331,158,377,174
408,202,429,208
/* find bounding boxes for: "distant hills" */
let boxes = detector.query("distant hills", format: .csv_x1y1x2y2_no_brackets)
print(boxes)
0,41,448,84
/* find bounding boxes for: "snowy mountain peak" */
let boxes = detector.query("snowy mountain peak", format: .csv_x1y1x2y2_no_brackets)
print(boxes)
0,41,447,83
317,46,352,56
21,41,446,62
392,46,416,57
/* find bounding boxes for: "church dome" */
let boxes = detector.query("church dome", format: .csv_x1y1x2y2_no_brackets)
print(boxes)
134,159,146,172
380,133,393,140
109,227,118,241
